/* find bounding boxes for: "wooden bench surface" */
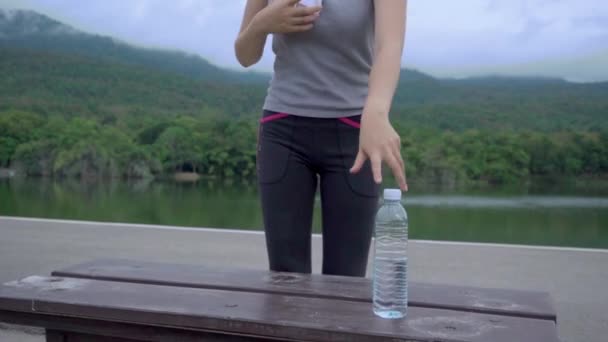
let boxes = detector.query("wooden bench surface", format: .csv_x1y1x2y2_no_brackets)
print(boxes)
2,275,557,342
53,258,556,321
0,259,559,342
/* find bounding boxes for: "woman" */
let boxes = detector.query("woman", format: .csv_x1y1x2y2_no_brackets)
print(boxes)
235,0,408,277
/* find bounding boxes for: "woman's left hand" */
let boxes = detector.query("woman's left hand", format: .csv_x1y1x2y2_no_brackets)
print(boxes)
350,113,408,191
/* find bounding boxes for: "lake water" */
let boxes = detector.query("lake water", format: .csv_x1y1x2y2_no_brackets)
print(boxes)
1,178,607,249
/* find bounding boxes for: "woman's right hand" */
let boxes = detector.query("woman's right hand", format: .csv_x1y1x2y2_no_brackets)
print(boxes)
252,0,322,34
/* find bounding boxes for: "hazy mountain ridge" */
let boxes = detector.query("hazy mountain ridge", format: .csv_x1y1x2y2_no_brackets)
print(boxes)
0,9,269,84
0,9,80,36
5,9,601,86
1,9,607,132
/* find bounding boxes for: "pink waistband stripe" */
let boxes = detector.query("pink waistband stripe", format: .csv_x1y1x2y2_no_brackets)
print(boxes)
261,113,361,128
260,113,290,123
338,117,361,129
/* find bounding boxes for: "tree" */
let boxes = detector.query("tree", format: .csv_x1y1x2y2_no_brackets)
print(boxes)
154,125,203,174
0,110,44,167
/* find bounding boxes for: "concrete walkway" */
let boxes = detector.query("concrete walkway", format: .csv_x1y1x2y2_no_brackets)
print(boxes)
1,216,607,342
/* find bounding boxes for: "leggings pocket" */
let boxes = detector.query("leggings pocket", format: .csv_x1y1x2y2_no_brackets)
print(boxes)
257,111,294,184
336,118,380,198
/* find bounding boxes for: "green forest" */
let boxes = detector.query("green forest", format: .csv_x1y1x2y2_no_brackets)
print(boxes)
2,107,607,185
1,10,608,185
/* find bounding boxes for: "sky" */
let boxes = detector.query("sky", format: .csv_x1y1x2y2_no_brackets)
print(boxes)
1,0,607,82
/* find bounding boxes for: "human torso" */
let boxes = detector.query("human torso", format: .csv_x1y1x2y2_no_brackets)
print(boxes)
263,0,375,118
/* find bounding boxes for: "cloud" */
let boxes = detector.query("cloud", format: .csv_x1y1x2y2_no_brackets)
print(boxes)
0,0,16,8
1,0,606,81
405,0,608,78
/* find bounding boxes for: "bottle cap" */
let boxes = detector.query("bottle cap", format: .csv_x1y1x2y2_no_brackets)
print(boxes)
383,189,402,201
299,0,323,7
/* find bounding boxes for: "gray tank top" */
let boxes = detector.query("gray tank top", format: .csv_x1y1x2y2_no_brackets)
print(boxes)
263,0,375,118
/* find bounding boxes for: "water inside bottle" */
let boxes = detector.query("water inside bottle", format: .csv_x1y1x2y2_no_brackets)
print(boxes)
373,255,408,319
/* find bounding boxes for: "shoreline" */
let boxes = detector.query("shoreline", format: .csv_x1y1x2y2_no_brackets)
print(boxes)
1,215,607,253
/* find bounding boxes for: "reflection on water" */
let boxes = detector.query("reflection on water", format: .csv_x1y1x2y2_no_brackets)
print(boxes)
404,196,608,208
1,178,607,249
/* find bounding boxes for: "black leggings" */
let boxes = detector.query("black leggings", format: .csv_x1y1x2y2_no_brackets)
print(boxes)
257,110,380,277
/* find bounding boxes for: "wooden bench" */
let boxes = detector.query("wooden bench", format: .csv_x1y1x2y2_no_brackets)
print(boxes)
0,259,559,341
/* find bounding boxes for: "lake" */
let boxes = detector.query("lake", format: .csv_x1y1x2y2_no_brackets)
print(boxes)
1,177,607,249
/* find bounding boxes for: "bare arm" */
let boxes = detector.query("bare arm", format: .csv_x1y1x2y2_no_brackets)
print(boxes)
366,0,407,119
235,0,322,68
351,0,408,191
235,0,268,68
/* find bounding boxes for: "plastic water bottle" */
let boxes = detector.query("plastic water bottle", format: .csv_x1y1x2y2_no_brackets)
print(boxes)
373,189,408,319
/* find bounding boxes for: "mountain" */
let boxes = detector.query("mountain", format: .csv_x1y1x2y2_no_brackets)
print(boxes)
0,47,267,120
0,10,266,120
0,9,269,84
1,9,607,132
443,50,608,84
0,8,80,36
0,10,606,182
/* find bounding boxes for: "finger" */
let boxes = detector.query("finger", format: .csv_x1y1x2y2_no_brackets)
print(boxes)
384,155,405,184
350,151,367,174
389,136,408,191
289,13,318,25
387,151,407,191
390,146,407,190
393,136,401,150
371,154,382,184
287,23,314,32
285,0,301,6
384,146,403,175
385,153,402,179
391,148,405,180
